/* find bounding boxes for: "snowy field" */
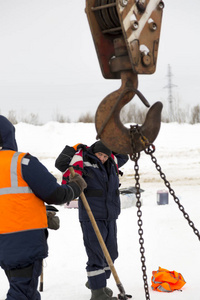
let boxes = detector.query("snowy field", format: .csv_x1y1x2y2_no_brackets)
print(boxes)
0,121,200,300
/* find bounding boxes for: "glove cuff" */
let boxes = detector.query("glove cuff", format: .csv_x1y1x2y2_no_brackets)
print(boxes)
67,181,81,200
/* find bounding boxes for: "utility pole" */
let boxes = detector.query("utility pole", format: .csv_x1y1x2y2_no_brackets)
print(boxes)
164,64,177,120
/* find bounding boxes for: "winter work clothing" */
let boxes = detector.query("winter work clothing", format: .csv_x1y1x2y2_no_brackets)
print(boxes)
69,172,87,192
0,151,48,234
5,259,43,300
46,205,60,230
81,219,118,289
55,141,128,295
0,115,86,300
57,145,127,221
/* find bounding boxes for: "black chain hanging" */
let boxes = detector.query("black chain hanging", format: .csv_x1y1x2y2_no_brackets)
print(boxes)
130,125,151,300
145,146,200,241
129,124,200,300
131,151,151,300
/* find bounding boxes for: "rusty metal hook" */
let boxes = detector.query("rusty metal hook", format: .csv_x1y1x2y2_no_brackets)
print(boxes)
95,71,163,155
96,85,150,140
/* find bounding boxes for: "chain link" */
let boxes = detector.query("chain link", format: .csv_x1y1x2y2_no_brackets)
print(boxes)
130,124,200,300
132,152,151,300
145,146,200,241
130,124,151,300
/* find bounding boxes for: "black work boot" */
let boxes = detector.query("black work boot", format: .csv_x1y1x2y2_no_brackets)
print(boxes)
91,288,118,300
86,281,113,297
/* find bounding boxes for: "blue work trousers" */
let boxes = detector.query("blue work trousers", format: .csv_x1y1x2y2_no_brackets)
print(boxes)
4,259,42,300
81,220,118,290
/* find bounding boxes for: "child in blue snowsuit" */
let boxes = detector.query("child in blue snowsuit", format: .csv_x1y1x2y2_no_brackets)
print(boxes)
55,141,129,300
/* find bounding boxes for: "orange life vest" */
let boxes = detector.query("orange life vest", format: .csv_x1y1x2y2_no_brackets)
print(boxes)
0,150,47,234
151,267,186,292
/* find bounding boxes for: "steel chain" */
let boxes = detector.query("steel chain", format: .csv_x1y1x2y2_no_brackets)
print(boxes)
130,123,200,300
131,151,151,300
145,146,200,241
130,125,151,300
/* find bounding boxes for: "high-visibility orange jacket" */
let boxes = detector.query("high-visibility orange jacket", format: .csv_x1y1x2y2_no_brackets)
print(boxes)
151,267,186,292
0,150,47,234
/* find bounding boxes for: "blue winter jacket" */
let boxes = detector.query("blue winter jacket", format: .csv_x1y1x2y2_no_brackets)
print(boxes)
0,116,80,270
55,143,129,221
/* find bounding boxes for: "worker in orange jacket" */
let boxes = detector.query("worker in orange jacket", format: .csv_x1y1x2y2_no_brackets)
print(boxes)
0,115,86,300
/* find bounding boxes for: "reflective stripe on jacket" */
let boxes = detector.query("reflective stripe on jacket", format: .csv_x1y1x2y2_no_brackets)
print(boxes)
0,150,47,234
62,147,121,221
62,149,119,184
151,267,186,292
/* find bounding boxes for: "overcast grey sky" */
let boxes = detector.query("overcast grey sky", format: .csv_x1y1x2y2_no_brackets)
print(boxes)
0,0,200,123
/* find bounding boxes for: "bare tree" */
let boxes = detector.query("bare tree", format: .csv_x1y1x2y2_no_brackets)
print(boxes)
21,113,39,125
77,112,95,123
190,105,200,124
53,112,71,123
120,103,148,124
7,110,18,124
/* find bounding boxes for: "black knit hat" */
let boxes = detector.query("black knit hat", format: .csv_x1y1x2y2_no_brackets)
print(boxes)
93,141,112,157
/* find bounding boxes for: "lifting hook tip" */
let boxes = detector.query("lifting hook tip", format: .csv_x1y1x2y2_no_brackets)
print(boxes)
95,72,163,155
95,99,163,155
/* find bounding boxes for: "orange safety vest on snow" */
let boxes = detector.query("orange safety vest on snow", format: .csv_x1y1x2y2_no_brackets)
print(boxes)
0,150,47,234
151,267,186,292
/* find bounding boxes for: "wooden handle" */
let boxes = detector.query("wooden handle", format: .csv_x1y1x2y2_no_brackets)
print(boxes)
69,167,121,285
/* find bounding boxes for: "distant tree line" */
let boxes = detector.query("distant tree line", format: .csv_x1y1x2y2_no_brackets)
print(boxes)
120,102,200,124
6,111,40,125
4,103,200,125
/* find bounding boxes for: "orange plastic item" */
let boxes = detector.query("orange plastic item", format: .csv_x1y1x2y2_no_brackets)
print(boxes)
151,267,186,292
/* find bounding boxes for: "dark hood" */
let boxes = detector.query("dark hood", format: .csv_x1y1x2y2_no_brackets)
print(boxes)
0,115,18,151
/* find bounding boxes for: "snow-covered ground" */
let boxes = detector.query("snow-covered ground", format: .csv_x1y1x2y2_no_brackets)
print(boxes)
0,121,200,300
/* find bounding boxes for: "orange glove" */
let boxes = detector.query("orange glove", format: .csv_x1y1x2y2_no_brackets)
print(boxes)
72,143,82,151
72,143,87,151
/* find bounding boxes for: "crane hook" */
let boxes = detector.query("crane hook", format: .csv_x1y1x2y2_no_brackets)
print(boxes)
95,71,163,155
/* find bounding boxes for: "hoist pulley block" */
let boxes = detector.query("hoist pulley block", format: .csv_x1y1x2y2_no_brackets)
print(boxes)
85,0,164,155
85,0,164,79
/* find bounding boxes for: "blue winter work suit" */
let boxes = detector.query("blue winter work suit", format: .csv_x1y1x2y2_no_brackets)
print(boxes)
55,143,129,290
0,116,81,300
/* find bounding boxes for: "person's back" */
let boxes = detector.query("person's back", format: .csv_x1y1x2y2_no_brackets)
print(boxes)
0,115,86,300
